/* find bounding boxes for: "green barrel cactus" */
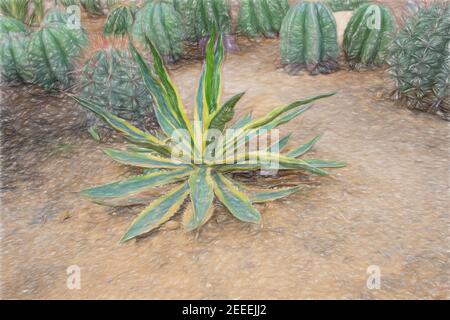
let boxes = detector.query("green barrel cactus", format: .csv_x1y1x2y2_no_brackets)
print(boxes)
237,0,289,38
0,18,32,83
57,0,80,7
280,2,339,75
0,15,28,34
79,46,154,128
343,4,396,69
27,19,88,90
389,2,449,120
177,0,236,52
132,1,183,63
324,0,369,12
80,0,104,16
103,2,137,36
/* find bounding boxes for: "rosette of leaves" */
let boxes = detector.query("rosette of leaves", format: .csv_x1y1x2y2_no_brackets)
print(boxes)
238,0,289,38
280,1,339,75
0,17,32,83
27,15,88,90
132,0,183,63
343,4,396,69
80,0,104,16
79,45,154,129
103,2,137,36
389,2,449,120
324,0,369,12
73,29,345,242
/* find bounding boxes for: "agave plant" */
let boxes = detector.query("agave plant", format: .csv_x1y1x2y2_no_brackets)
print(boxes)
73,29,345,242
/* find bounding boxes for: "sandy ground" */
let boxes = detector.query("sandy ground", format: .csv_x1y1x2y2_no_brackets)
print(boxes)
1,3,449,299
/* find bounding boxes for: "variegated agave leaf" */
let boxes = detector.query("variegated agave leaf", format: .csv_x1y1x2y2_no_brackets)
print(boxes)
75,27,345,242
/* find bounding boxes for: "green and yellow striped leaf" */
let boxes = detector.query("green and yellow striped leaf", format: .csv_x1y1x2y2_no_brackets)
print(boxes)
81,167,191,201
212,172,261,223
245,92,336,130
286,135,321,157
184,167,215,231
303,159,346,168
209,91,245,131
121,182,190,242
72,95,171,156
104,148,192,168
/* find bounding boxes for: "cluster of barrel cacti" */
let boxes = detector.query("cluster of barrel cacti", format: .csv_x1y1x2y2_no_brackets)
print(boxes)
389,1,449,120
79,42,154,129
0,9,87,90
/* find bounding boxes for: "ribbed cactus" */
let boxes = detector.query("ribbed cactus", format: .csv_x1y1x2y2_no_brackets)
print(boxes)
389,2,449,120
103,2,137,36
0,0,44,26
27,17,88,90
79,45,155,128
132,1,183,63
186,0,232,38
324,0,369,12
80,0,104,16
57,0,80,7
280,2,339,75
0,17,32,83
0,15,28,34
343,4,396,69
238,0,289,38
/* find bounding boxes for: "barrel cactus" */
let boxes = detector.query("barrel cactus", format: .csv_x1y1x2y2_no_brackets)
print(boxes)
178,0,236,52
280,2,339,75
343,4,396,69
389,2,449,120
0,15,28,34
324,0,369,12
27,18,88,90
80,0,104,16
57,0,80,7
79,44,155,129
237,0,289,38
103,2,137,36
132,0,183,63
0,17,32,83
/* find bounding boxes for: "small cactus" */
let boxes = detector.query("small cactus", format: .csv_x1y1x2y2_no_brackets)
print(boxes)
389,2,449,120
280,1,339,75
343,4,396,69
27,15,88,90
238,0,289,38
324,0,369,12
132,0,183,63
103,2,137,36
79,43,155,130
0,17,32,83
80,0,104,16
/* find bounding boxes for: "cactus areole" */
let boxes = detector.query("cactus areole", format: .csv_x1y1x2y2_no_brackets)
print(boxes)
343,4,396,69
280,2,339,75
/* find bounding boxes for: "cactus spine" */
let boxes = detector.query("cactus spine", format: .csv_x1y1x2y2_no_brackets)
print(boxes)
79,45,154,128
389,2,449,120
